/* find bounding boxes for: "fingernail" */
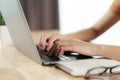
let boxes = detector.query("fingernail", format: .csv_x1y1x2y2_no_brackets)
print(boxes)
47,48,49,51
41,46,44,50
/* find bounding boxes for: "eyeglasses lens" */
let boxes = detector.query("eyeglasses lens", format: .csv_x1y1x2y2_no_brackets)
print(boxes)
111,66,120,74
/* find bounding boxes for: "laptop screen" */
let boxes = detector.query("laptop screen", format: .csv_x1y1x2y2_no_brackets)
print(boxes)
0,0,42,64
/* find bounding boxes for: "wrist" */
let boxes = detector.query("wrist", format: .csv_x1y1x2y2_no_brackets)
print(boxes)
89,43,102,56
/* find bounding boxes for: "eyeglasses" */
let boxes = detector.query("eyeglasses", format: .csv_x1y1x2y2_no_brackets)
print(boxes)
85,74,120,80
85,65,120,80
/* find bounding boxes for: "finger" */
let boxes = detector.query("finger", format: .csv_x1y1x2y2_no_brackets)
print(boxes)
40,34,46,50
48,40,72,56
54,41,61,57
38,34,43,50
55,48,60,57
54,40,69,57
58,47,64,58
47,44,57,56
39,34,49,50
55,47,61,57
47,34,61,51
56,45,72,58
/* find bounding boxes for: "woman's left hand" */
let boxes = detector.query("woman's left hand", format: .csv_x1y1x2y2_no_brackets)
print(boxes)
47,39,97,57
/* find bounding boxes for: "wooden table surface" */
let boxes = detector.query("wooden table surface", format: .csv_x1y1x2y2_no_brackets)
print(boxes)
0,30,85,80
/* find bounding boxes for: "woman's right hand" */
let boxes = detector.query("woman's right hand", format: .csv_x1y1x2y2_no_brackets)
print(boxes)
38,34,64,51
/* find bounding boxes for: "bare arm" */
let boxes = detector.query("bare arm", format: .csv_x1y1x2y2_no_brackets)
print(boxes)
96,44,120,61
51,9,120,61
52,39,120,61
39,2,120,53
62,9,120,61
39,9,120,51
64,9,120,41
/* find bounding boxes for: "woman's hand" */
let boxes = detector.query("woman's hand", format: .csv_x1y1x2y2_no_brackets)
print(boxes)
47,39,97,58
38,34,65,51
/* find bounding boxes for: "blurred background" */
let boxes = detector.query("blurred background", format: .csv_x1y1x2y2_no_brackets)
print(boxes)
1,0,120,45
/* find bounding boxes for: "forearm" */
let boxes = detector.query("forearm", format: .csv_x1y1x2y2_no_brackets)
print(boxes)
94,44,120,61
64,28,98,41
64,9,120,41
80,42,120,61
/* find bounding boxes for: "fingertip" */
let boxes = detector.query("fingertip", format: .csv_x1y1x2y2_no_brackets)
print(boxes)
42,47,45,50
58,52,63,58
39,44,45,50
47,47,49,51
55,51,58,57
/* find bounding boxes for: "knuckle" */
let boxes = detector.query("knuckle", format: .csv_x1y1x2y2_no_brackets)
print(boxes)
39,42,43,46
55,41,60,45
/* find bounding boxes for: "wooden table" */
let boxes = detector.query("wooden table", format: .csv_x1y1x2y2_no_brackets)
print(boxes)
0,30,85,80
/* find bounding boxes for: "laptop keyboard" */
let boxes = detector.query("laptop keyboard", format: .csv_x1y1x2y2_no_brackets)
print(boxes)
36,45,71,61
41,51,59,61
36,45,92,62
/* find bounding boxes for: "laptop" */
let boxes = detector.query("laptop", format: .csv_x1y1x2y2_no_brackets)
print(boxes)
2,0,120,76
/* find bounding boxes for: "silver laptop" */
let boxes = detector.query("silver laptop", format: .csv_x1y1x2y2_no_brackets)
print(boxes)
0,0,92,76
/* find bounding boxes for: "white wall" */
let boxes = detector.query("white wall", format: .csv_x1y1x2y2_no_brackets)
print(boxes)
59,0,120,45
